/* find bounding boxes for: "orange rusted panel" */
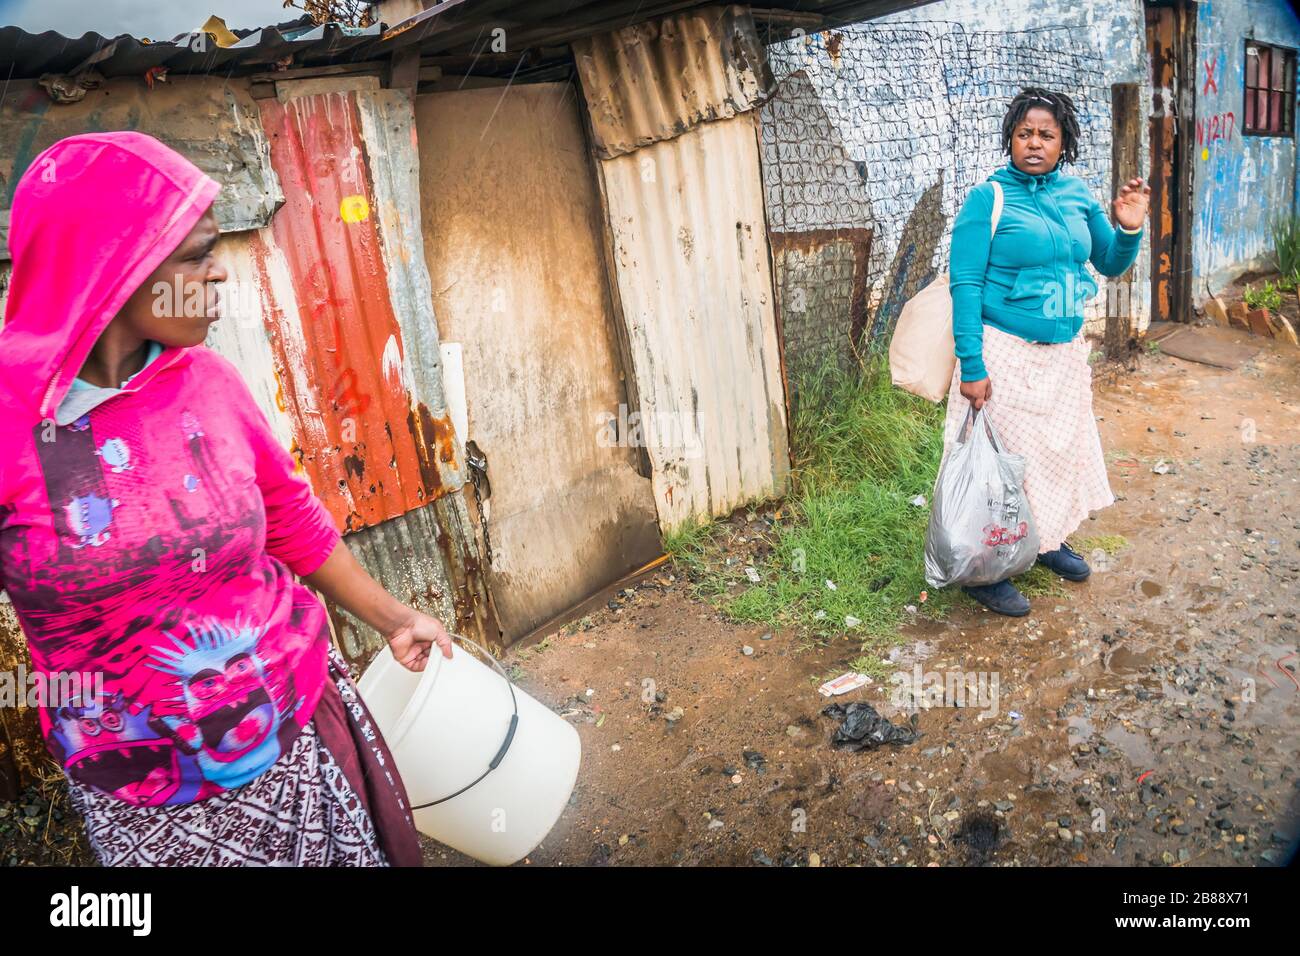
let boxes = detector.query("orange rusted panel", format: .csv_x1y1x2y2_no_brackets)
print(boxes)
256,92,445,532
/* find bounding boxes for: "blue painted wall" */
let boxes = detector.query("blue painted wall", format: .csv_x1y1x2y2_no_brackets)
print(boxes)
1194,0,1300,293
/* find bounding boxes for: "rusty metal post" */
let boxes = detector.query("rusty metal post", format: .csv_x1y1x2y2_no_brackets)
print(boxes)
1107,82,1142,360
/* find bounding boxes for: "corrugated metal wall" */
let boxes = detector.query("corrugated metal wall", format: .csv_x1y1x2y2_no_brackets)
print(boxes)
0,75,496,698
232,86,491,659
577,7,791,532
596,114,790,529
256,90,460,533
207,88,492,659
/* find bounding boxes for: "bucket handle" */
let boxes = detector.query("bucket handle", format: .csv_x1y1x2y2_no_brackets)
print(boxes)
407,634,520,811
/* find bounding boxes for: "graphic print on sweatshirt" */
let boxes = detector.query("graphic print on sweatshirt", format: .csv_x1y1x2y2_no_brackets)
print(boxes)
1,400,330,807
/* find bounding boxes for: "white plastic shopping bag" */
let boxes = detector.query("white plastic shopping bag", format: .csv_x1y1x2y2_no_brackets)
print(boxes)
924,405,1039,588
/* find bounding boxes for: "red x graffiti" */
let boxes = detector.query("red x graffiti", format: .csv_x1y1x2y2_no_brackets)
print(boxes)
1203,54,1218,95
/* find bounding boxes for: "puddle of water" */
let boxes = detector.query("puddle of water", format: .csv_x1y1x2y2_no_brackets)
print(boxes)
1102,723,1158,767
1106,646,1157,675
1065,714,1093,739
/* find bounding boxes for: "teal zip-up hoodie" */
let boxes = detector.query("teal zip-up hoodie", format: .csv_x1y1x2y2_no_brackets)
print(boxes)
950,162,1143,382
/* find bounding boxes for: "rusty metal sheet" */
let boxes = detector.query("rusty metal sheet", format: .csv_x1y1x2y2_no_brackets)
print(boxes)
596,112,790,530
329,493,496,667
415,83,661,644
207,229,491,659
354,89,464,493
257,90,458,532
572,5,775,159
0,76,281,258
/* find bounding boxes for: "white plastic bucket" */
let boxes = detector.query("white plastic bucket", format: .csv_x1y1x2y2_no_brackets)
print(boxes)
357,637,581,866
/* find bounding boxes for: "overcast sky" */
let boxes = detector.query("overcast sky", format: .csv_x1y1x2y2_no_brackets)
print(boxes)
0,0,302,38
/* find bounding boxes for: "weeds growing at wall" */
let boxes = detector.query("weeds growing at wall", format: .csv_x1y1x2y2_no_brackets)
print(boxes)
665,360,1129,659
1270,212,1300,285
666,359,952,652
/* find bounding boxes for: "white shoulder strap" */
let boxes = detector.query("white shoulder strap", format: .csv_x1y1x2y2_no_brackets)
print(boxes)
989,180,1004,238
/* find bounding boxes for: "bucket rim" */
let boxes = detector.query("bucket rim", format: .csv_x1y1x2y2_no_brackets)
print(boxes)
385,645,446,748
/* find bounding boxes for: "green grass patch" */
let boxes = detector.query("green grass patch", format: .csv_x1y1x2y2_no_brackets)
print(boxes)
667,360,1121,649
668,358,959,645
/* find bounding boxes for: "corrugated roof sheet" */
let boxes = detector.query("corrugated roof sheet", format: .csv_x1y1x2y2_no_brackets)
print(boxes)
572,5,774,160
381,0,942,54
0,2,941,81
0,16,383,80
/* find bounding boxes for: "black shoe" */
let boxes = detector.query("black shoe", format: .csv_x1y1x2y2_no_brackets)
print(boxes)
1036,541,1091,581
961,579,1031,616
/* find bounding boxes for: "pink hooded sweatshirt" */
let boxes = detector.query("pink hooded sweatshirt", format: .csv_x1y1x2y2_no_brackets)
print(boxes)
0,132,341,807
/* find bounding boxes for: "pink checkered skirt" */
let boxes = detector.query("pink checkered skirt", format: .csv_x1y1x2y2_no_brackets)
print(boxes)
942,325,1114,553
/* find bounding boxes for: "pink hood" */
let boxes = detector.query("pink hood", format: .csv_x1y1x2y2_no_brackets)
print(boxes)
1,132,221,421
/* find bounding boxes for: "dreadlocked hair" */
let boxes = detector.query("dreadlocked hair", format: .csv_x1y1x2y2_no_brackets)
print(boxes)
1000,87,1081,167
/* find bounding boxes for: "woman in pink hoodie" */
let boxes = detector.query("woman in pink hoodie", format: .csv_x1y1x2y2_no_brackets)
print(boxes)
0,131,452,866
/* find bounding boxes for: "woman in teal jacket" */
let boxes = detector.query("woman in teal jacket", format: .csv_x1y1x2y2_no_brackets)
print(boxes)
944,87,1150,616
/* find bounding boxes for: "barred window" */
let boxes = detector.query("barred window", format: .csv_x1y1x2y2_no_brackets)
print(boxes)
1244,41,1295,137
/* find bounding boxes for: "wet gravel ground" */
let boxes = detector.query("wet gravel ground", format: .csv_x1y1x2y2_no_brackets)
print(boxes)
0,781,95,866
424,328,1300,867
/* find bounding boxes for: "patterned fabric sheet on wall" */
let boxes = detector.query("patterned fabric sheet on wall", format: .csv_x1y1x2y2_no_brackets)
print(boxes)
759,22,1113,388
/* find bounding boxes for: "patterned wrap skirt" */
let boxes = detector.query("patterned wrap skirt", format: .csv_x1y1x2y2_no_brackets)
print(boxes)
66,646,424,867
942,324,1114,554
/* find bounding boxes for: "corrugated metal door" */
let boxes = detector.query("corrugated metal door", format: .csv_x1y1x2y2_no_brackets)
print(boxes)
595,112,791,531
414,82,660,643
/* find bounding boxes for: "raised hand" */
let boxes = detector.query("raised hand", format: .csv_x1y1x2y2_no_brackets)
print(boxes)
1113,177,1151,231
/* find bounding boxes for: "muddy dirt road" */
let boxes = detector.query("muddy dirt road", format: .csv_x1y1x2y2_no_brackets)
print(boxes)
424,327,1300,867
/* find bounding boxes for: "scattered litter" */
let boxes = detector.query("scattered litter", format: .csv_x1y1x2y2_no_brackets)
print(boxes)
586,688,595,697
708,818,724,830
611,744,621,752
819,672,872,697
741,644,754,656
743,750,766,772
744,566,761,583
821,702,921,751
814,610,828,620
1136,770,1154,785
910,494,927,507
904,604,918,614
1152,459,1174,475
844,614,861,628
596,713,606,727
919,590,928,603
664,706,685,723
760,632,773,641
1009,711,1023,720
825,579,838,591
